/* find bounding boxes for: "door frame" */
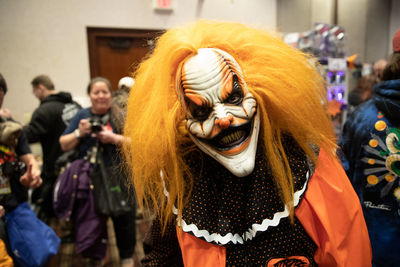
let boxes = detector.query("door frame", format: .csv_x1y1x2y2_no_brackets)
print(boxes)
86,27,164,78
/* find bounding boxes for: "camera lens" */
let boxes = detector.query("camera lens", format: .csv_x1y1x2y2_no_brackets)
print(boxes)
91,122,102,133
89,117,103,133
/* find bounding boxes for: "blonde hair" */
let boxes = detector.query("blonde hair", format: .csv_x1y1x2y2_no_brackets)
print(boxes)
123,20,337,229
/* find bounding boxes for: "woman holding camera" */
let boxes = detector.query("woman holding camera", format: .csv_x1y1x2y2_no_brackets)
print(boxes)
59,77,136,267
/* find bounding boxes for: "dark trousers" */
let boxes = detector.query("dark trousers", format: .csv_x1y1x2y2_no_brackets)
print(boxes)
111,208,136,259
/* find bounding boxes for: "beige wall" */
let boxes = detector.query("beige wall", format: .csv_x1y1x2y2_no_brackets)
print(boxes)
0,0,277,123
311,0,335,25
338,0,369,61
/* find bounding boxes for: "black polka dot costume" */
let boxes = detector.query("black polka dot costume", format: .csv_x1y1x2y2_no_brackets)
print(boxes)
143,138,317,266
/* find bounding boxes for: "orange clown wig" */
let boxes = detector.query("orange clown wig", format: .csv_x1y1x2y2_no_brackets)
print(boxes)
123,20,337,228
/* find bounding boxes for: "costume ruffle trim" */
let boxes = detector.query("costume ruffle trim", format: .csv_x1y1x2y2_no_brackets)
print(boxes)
161,170,310,245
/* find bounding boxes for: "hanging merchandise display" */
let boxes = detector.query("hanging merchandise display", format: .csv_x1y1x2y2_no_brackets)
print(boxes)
284,23,348,138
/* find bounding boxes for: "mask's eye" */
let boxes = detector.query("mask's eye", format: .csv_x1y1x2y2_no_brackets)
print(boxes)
184,93,212,121
225,92,243,105
192,106,212,121
224,75,243,105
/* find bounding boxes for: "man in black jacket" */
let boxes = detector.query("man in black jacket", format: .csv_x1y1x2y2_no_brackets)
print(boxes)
23,74,80,221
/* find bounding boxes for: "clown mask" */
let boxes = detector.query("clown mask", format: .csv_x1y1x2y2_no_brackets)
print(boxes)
176,48,260,177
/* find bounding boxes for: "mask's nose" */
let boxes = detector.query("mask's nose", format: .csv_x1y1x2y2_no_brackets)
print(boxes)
215,115,233,129
214,104,233,129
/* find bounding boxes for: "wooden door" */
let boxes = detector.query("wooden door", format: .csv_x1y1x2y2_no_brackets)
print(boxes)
87,27,163,91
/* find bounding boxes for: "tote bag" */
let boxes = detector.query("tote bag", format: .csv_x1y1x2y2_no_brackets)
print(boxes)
89,145,133,217
4,202,60,267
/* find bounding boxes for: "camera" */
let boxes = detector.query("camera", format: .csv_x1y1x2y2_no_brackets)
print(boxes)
89,114,109,133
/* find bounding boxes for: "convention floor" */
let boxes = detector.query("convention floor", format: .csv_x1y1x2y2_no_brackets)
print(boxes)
46,214,152,267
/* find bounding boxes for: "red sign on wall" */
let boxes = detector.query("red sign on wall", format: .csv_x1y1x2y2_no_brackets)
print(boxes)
153,0,174,10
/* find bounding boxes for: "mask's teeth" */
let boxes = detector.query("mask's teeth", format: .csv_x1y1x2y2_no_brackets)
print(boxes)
220,130,245,145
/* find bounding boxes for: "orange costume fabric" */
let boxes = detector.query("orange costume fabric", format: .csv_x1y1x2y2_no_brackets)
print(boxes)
0,239,13,267
176,149,372,267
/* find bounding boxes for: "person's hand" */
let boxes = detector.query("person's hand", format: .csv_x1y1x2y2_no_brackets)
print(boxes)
20,163,42,189
0,108,11,118
0,205,5,218
78,118,92,137
96,127,123,145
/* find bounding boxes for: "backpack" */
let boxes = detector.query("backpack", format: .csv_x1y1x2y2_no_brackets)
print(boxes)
4,202,60,267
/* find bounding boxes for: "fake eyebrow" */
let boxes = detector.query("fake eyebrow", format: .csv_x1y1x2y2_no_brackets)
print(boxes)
220,66,233,100
184,90,209,107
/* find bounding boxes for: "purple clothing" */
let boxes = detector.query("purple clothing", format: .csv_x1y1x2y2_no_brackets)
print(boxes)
53,159,107,259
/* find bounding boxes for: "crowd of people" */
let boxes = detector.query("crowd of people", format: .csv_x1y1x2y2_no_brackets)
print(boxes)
0,73,136,266
0,20,399,267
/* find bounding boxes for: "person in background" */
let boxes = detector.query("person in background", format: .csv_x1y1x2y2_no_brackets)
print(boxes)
339,29,400,267
0,73,43,266
22,74,81,222
111,76,140,218
347,73,377,108
373,58,388,83
0,73,42,204
118,76,135,92
111,76,135,133
59,77,136,267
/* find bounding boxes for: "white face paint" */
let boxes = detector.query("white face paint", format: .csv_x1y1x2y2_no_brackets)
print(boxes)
176,48,260,177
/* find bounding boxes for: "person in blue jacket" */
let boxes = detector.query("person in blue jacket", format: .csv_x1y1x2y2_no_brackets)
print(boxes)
339,28,400,267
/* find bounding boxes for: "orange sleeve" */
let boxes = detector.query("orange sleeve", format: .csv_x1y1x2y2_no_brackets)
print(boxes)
0,239,13,267
176,227,226,267
296,149,372,267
